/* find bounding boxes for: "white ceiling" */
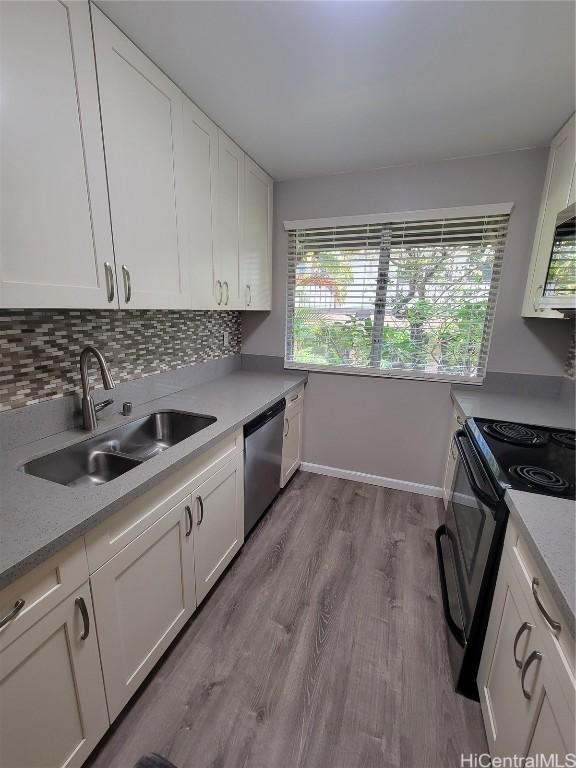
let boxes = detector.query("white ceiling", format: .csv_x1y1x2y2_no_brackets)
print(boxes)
97,1,575,180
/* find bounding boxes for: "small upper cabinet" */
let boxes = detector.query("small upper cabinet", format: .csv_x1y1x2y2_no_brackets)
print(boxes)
0,1,116,309
522,114,575,318
181,96,218,310
91,7,190,310
242,157,273,310
214,131,244,309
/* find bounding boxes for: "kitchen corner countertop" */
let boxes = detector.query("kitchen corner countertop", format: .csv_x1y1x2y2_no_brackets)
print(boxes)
450,385,574,429
505,489,575,637
0,370,307,590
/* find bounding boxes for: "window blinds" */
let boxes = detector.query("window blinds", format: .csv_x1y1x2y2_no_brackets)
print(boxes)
285,211,510,382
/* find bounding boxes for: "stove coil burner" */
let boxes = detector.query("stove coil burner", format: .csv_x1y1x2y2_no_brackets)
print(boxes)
509,465,570,493
483,422,547,446
551,432,576,449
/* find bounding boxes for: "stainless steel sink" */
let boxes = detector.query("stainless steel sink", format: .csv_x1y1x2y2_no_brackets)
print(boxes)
20,410,217,487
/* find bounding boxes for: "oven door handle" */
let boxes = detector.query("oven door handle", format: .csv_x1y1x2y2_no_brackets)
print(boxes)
453,430,499,510
435,525,466,648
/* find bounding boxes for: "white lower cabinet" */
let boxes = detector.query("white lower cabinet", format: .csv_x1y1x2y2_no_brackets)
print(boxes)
478,522,576,760
90,498,196,721
193,454,244,605
281,387,304,487
0,583,109,768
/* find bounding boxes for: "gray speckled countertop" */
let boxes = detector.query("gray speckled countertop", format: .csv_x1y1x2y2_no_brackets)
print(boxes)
451,383,574,428
505,490,575,636
0,370,306,590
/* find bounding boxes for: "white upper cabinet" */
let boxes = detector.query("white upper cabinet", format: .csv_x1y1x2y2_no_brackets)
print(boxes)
214,131,244,309
181,96,219,310
522,113,575,318
242,157,273,310
0,1,116,309
91,7,190,310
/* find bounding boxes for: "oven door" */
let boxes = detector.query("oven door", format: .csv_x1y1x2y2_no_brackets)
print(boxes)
436,430,500,673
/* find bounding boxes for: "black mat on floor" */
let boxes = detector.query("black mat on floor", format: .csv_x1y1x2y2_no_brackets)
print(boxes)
134,755,177,768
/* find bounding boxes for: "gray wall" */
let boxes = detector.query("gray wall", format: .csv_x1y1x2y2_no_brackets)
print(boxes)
242,148,574,488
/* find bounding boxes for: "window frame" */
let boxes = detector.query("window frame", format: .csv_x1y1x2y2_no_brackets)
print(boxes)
284,204,513,385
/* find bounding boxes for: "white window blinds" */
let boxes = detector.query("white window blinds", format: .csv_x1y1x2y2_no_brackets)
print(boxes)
285,209,511,382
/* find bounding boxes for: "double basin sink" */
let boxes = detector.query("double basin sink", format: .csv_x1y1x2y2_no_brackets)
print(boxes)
21,410,217,488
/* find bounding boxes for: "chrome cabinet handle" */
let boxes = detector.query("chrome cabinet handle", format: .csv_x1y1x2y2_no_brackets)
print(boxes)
104,262,115,303
284,418,289,437
513,621,532,668
196,495,204,525
216,280,222,306
0,599,25,630
223,281,229,306
75,597,90,640
532,578,561,632
246,284,251,306
185,505,193,537
290,394,298,402
122,265,132,303
521,650,542,700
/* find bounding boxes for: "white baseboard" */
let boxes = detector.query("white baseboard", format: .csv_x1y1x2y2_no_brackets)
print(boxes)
299,462,443,498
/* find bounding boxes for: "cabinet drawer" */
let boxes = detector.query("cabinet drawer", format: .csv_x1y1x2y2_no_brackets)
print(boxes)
0,539,88,651
505,520,575,676
285,385,304,413
85,431,242,572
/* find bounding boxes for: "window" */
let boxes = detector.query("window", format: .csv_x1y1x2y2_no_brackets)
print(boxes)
285,206,511,383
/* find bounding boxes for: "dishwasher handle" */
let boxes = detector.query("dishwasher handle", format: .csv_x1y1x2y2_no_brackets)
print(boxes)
244,398,286,438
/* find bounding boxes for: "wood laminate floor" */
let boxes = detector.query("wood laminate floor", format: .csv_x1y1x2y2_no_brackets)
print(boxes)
87,472,487,768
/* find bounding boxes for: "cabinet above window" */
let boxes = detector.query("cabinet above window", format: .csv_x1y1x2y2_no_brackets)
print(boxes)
522,113,575,319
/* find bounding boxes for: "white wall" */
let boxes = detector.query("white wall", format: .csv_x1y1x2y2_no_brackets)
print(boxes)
243,148,574,488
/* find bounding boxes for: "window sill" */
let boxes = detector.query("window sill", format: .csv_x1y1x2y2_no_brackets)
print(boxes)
284,361,484,385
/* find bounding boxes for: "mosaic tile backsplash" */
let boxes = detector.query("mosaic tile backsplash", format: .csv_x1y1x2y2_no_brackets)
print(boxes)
0,310,241,411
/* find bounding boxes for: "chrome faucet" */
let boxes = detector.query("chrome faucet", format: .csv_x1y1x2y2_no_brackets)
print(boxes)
79,346,116,430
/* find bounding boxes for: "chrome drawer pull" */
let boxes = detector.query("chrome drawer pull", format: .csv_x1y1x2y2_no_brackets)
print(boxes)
75,597,90,640
185,505,193,537
196,495,204,525
216,280,222,305
532,578,561,632
513,621,532,668
104,262,115,303
0,599,25,630
223,281,229,306
521,650,542,700
284,418,289,437
122,264,132,303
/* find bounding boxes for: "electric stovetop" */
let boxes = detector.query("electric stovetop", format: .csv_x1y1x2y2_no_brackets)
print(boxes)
466,418,575,500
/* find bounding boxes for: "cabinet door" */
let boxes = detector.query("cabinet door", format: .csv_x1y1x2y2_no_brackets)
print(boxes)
92,7,190,310
193,456,244,605
242,157,273,310
522,113,575,318
0,584,108,768
281,400,303,488
0,1,115,309
214,131,244,309
526,683,575,761
182,97,218,309
90,498,195,721
478,552,544,757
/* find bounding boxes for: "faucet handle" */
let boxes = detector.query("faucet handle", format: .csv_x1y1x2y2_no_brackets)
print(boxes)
94,398,114,413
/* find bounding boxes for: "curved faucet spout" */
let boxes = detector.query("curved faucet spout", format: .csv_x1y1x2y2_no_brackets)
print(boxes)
79,346,116,430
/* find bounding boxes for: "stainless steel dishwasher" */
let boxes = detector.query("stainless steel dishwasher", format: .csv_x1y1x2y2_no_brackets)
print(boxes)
243,398,286,536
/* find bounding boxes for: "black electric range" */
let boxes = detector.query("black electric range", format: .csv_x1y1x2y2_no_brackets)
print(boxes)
436,416,575,701
467,418,575,500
